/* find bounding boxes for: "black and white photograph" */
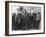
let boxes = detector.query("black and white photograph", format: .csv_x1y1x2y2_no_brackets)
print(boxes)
12,6,41,30
5,1,45,36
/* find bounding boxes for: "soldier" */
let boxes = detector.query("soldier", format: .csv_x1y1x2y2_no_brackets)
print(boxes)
12,13,16,30
35,12,41,29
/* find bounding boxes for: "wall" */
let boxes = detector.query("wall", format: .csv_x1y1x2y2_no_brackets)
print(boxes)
0,0,46,37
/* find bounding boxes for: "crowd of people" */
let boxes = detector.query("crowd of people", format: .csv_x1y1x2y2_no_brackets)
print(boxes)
12,7,41,30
